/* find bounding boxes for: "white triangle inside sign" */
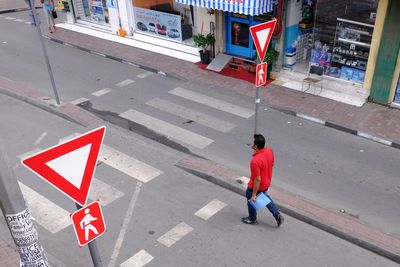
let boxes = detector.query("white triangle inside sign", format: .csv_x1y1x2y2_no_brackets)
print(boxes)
256,28,271,53
46,144,92,189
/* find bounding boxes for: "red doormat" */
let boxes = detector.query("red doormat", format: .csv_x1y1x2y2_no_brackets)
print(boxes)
196,62,273,86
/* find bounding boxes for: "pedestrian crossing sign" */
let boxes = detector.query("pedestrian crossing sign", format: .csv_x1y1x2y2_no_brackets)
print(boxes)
71,201,106,246
21,126,106,206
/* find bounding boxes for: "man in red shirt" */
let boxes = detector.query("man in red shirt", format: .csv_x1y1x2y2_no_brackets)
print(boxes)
242,134,284,226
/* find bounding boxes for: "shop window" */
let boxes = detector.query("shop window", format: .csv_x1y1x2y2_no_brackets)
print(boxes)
287,0,378,84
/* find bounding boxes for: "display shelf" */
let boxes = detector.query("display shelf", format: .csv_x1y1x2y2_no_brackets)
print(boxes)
338,38,371,48
337,18,374,28
331,59,366,71
332,53,368,61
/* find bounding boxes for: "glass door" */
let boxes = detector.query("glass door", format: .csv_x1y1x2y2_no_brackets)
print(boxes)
226,13,274,60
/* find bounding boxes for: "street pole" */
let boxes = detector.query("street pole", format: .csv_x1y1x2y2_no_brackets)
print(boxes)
25,0,61,105
254,57,261,135
75,203,104,267
0,143,49,267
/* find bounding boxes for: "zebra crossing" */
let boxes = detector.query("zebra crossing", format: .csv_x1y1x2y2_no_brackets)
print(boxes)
71,82,254,151
16,136,231,266
120,198,228,266
16,134,163,235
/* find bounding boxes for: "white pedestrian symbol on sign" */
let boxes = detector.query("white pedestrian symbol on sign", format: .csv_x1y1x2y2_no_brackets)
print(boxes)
258,65,265,84
80,208,98,241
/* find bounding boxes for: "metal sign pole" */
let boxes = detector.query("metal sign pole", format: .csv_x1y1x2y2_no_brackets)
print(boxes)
75,203,104,267
254,56,260,135
26,0,61,105
0,143,49,267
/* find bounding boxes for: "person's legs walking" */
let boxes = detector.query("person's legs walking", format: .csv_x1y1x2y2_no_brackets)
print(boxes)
242,188,257,224
264,191,284,227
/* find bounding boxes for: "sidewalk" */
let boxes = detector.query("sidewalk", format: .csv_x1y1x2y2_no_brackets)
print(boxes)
44,25,400,149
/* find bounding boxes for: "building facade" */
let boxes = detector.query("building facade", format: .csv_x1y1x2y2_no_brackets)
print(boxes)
62,0,399,107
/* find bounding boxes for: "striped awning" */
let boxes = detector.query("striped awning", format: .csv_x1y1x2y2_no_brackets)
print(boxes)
176,0,274,16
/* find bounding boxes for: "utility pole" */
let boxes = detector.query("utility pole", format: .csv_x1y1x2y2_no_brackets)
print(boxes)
0,144,49,267
25,0,61,105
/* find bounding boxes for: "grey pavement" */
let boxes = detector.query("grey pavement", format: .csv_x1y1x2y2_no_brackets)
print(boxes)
0,66,399,266
2,3,398,266
0,93,398,266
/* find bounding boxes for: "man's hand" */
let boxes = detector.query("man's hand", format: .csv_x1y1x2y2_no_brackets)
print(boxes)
251,194,257,202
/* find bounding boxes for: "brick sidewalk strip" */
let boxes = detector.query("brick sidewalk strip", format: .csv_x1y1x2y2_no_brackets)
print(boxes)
176,156,400,264
0,238,19,266
40,27,400,149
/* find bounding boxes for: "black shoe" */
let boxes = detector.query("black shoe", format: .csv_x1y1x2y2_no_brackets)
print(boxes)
276,214,284,227
241,217,258,225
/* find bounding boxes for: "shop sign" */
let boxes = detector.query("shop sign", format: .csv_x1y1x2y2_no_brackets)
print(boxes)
133,7,182,41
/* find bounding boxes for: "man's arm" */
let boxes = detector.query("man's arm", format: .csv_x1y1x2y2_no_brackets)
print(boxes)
250,160,261,201
251,176,261,201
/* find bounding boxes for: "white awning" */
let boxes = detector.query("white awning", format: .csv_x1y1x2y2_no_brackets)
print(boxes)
176,0,274,16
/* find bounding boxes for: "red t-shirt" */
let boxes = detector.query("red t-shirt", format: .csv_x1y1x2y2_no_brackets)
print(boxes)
248,148,274,191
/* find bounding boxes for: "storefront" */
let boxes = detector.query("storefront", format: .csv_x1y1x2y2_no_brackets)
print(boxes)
283,0,379,85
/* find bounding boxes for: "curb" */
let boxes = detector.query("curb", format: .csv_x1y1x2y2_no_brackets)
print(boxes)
276,107,399,150
45,36,188,82
176,156,400,264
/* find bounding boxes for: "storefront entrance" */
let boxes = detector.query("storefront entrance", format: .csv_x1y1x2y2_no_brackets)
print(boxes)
226,13,272,60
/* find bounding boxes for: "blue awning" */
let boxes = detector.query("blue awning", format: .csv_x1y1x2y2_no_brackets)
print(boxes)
176,0,273,16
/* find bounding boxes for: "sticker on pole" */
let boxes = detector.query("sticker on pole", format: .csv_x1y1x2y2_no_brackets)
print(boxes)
71,201,106,246
250,20,277,63
255,62,267,87
21,126,106,206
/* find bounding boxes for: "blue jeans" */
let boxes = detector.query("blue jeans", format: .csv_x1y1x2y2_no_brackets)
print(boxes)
246,187,280,221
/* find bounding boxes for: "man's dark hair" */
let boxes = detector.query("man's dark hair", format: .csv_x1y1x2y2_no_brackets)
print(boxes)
253,134,265,149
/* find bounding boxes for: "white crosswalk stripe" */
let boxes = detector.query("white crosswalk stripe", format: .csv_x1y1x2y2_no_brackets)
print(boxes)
19,182,71,234
146,98,236,133
115,79,134,87
157,222,193,248
120,109,214,149
58,133,162,183
194,199,227,220
169,87,254,119
92,88,112,97
99,144,162,183
136,71,153,79
89,178,125,206
5,17,16,20
120,249,154,267
70,97,89,105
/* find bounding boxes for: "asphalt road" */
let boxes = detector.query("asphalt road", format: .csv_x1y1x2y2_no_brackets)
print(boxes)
0,10,399,263
0,93,397,267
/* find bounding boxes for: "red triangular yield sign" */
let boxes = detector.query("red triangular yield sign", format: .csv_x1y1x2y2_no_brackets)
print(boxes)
250,19,277,63
22,126,106,206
